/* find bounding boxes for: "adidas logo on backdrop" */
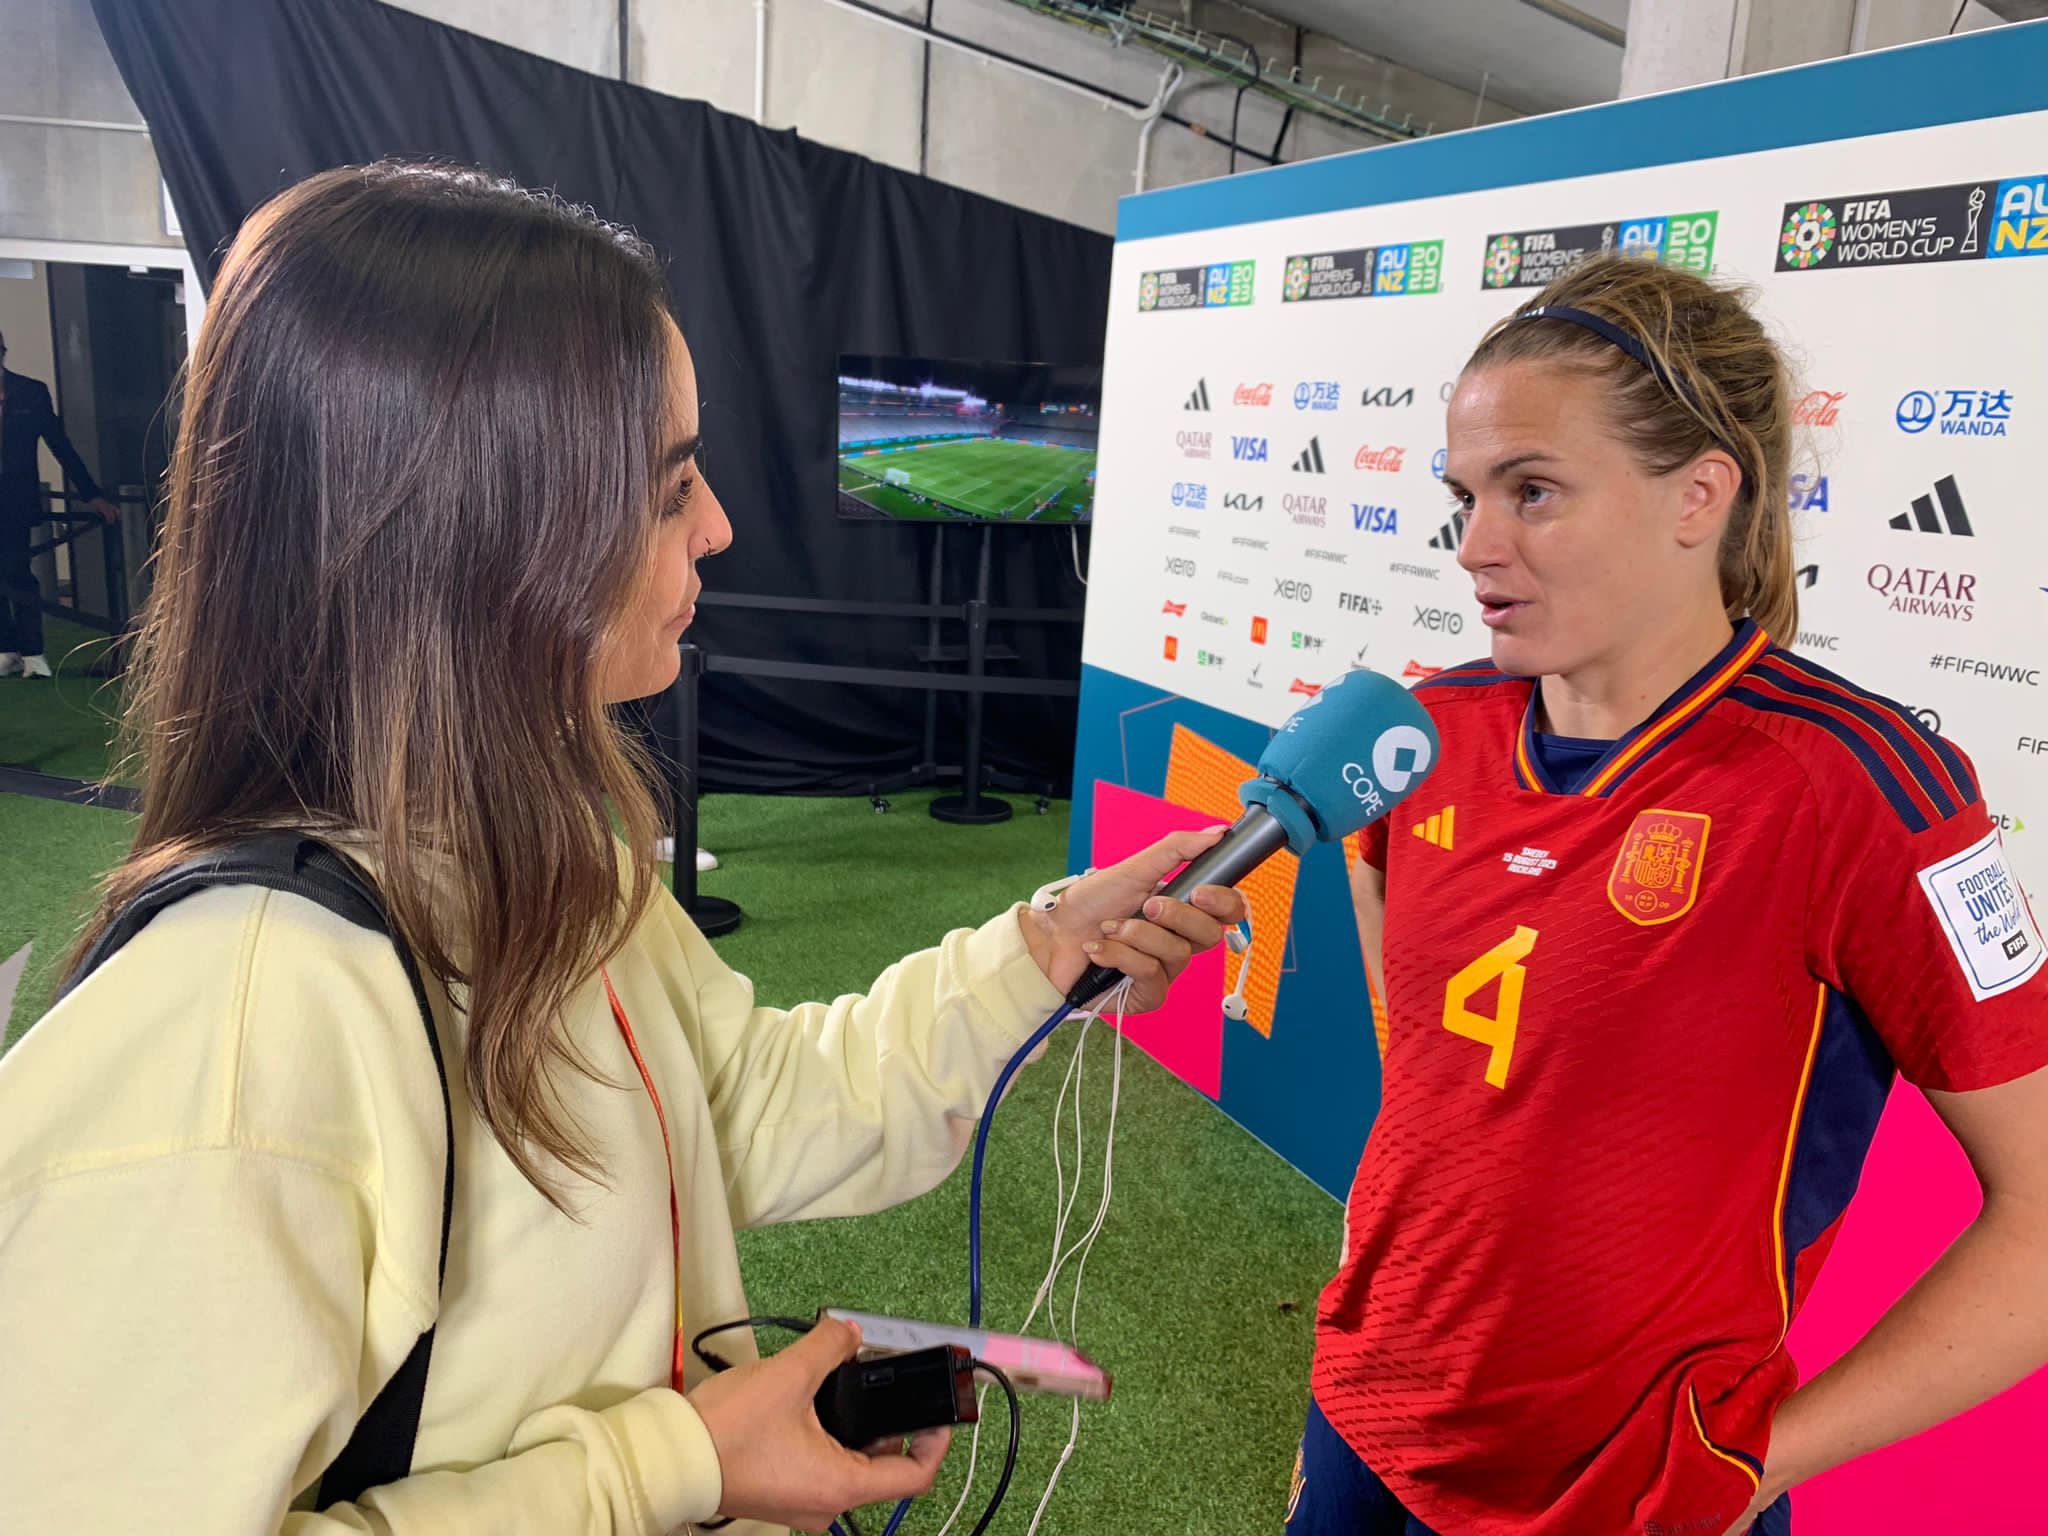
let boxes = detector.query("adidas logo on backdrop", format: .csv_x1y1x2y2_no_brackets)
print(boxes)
1292,436,1327,474
1185,379,1212,411
1890,475,1972,535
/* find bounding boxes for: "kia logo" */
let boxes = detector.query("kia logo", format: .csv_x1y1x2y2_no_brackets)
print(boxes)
1896,390,1937,434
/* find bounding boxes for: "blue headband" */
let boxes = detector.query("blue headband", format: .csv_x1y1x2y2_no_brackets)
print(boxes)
1513,303,1747,486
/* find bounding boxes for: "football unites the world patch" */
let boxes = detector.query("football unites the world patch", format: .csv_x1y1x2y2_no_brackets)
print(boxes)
1917,829,2047,1000
1608,810,1712,926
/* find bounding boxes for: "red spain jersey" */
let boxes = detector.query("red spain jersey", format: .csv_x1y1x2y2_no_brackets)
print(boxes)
1312,620,2048,1536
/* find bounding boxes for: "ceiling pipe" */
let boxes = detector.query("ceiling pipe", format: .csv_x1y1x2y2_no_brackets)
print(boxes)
754,0,769,123
1134,62,1187,194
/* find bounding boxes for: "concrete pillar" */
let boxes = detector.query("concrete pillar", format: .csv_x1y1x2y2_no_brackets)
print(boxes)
1622,0,2006,97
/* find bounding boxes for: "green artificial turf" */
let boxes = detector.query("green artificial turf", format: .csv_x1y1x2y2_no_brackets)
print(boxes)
0,784,1340,1532
0,616,127,783
840,436,1095,523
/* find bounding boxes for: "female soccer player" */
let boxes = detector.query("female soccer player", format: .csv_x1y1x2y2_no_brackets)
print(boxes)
1291,254,2048,1536
0,163,1243,1534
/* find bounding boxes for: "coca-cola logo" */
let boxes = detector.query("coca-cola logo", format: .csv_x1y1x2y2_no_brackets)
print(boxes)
1234,382,1273,407
1354,444,1407,472
1794,390,1845,427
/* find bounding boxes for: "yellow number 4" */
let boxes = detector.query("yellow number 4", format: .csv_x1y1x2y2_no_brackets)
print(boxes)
1442,925,1539,1089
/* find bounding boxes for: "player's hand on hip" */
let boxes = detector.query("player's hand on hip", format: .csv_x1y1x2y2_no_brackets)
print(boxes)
688,1318,950,1532
1021,825,1248,1011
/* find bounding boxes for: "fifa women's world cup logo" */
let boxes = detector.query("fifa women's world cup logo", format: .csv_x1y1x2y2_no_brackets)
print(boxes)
1608,809,1711,926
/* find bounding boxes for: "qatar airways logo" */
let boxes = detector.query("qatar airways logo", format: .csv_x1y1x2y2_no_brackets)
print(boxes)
1177,429,1212,459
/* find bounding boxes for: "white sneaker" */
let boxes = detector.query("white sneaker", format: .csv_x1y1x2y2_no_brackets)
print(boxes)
0,653,21,677
651,838,720,872
20,654,52,679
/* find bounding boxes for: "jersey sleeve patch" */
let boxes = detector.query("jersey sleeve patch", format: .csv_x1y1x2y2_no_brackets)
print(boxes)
1916,830,2047,1001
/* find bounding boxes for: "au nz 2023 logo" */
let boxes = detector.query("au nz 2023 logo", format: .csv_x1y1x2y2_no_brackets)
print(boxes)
1484,212,1716,289
1777,176,2048,272
1138,260,1256,312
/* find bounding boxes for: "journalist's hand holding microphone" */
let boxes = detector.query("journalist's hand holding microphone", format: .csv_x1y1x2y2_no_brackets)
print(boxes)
1018,825,1249,1009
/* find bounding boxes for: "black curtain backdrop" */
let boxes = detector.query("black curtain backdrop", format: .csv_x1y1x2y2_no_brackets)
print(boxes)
93,0,1110,794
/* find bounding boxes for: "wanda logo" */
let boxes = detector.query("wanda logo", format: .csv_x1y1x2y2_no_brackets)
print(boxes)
1793,390,1846,426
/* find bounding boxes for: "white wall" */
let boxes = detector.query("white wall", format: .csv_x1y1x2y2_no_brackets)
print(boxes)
1,0,2019,245
0,0,177,248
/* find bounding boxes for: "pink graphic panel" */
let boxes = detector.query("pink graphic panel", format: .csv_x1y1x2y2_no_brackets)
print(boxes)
1786,1080,2046,1531
1087,781,1226,1099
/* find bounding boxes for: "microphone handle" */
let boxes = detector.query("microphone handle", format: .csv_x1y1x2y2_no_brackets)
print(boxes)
1061,805,1291,1009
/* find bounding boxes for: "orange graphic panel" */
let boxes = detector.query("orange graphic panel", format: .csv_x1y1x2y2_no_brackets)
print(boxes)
1163,724,1299,1038
1341,830,1390,1060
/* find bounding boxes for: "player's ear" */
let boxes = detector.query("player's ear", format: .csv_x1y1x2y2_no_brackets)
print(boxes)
1672,448,1740,552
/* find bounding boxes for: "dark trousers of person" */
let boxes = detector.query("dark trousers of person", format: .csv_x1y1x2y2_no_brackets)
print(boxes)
0,505,43,656
1286,1400,1793,1536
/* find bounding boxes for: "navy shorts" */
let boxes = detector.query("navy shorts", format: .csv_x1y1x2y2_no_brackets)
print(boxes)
1285,1400,1793,1536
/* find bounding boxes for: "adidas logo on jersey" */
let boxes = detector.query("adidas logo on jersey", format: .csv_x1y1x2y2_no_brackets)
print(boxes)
1412,806,1456,849
1429,510,1468,551
1502,846,1558,877
1292,437,1327,474
1185,379,1211,411
1890,474,1972,535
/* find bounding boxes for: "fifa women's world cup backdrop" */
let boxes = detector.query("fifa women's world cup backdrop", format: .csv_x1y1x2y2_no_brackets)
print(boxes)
1067,26,2047,1533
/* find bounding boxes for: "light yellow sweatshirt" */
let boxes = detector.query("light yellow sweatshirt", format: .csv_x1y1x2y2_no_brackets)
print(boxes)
0,874,1067,1534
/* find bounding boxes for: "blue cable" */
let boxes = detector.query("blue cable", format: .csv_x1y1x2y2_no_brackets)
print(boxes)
851,998,1076,1536
967,1001,1075,1326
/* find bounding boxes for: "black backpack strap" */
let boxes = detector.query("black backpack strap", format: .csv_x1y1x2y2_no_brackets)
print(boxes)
64,832,454,1506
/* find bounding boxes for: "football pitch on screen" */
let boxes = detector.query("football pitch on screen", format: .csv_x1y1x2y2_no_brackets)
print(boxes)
839,436,1095,523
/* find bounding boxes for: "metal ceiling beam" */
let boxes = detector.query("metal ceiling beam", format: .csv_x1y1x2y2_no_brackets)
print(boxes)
1511,0,1626,48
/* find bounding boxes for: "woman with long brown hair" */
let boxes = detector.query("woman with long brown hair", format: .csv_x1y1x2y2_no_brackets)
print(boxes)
1290,254,2048,1535
0,161,1243,1534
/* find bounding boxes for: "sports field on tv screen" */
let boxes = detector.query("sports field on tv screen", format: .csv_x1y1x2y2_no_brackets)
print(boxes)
839,436,1095,523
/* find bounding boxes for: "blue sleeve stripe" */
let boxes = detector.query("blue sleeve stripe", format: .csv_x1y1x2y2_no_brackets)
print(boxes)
1754,656,1967,819
1728,685,1930,832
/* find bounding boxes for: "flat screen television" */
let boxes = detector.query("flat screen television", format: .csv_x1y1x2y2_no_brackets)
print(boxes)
837,355,1100,525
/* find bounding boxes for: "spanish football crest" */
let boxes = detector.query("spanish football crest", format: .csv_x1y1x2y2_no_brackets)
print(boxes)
1608,809,1711,925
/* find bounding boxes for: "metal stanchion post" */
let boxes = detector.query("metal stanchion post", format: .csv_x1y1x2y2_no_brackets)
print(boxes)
930,595,1012,826
666,642,743,936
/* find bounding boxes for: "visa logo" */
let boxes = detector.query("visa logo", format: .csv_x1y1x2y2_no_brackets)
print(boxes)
1789,473,1830,512
1232,435,1269,462
1351,504,1398,533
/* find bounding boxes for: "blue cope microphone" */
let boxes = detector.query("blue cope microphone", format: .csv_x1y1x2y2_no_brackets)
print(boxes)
1062,667,1440,1009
